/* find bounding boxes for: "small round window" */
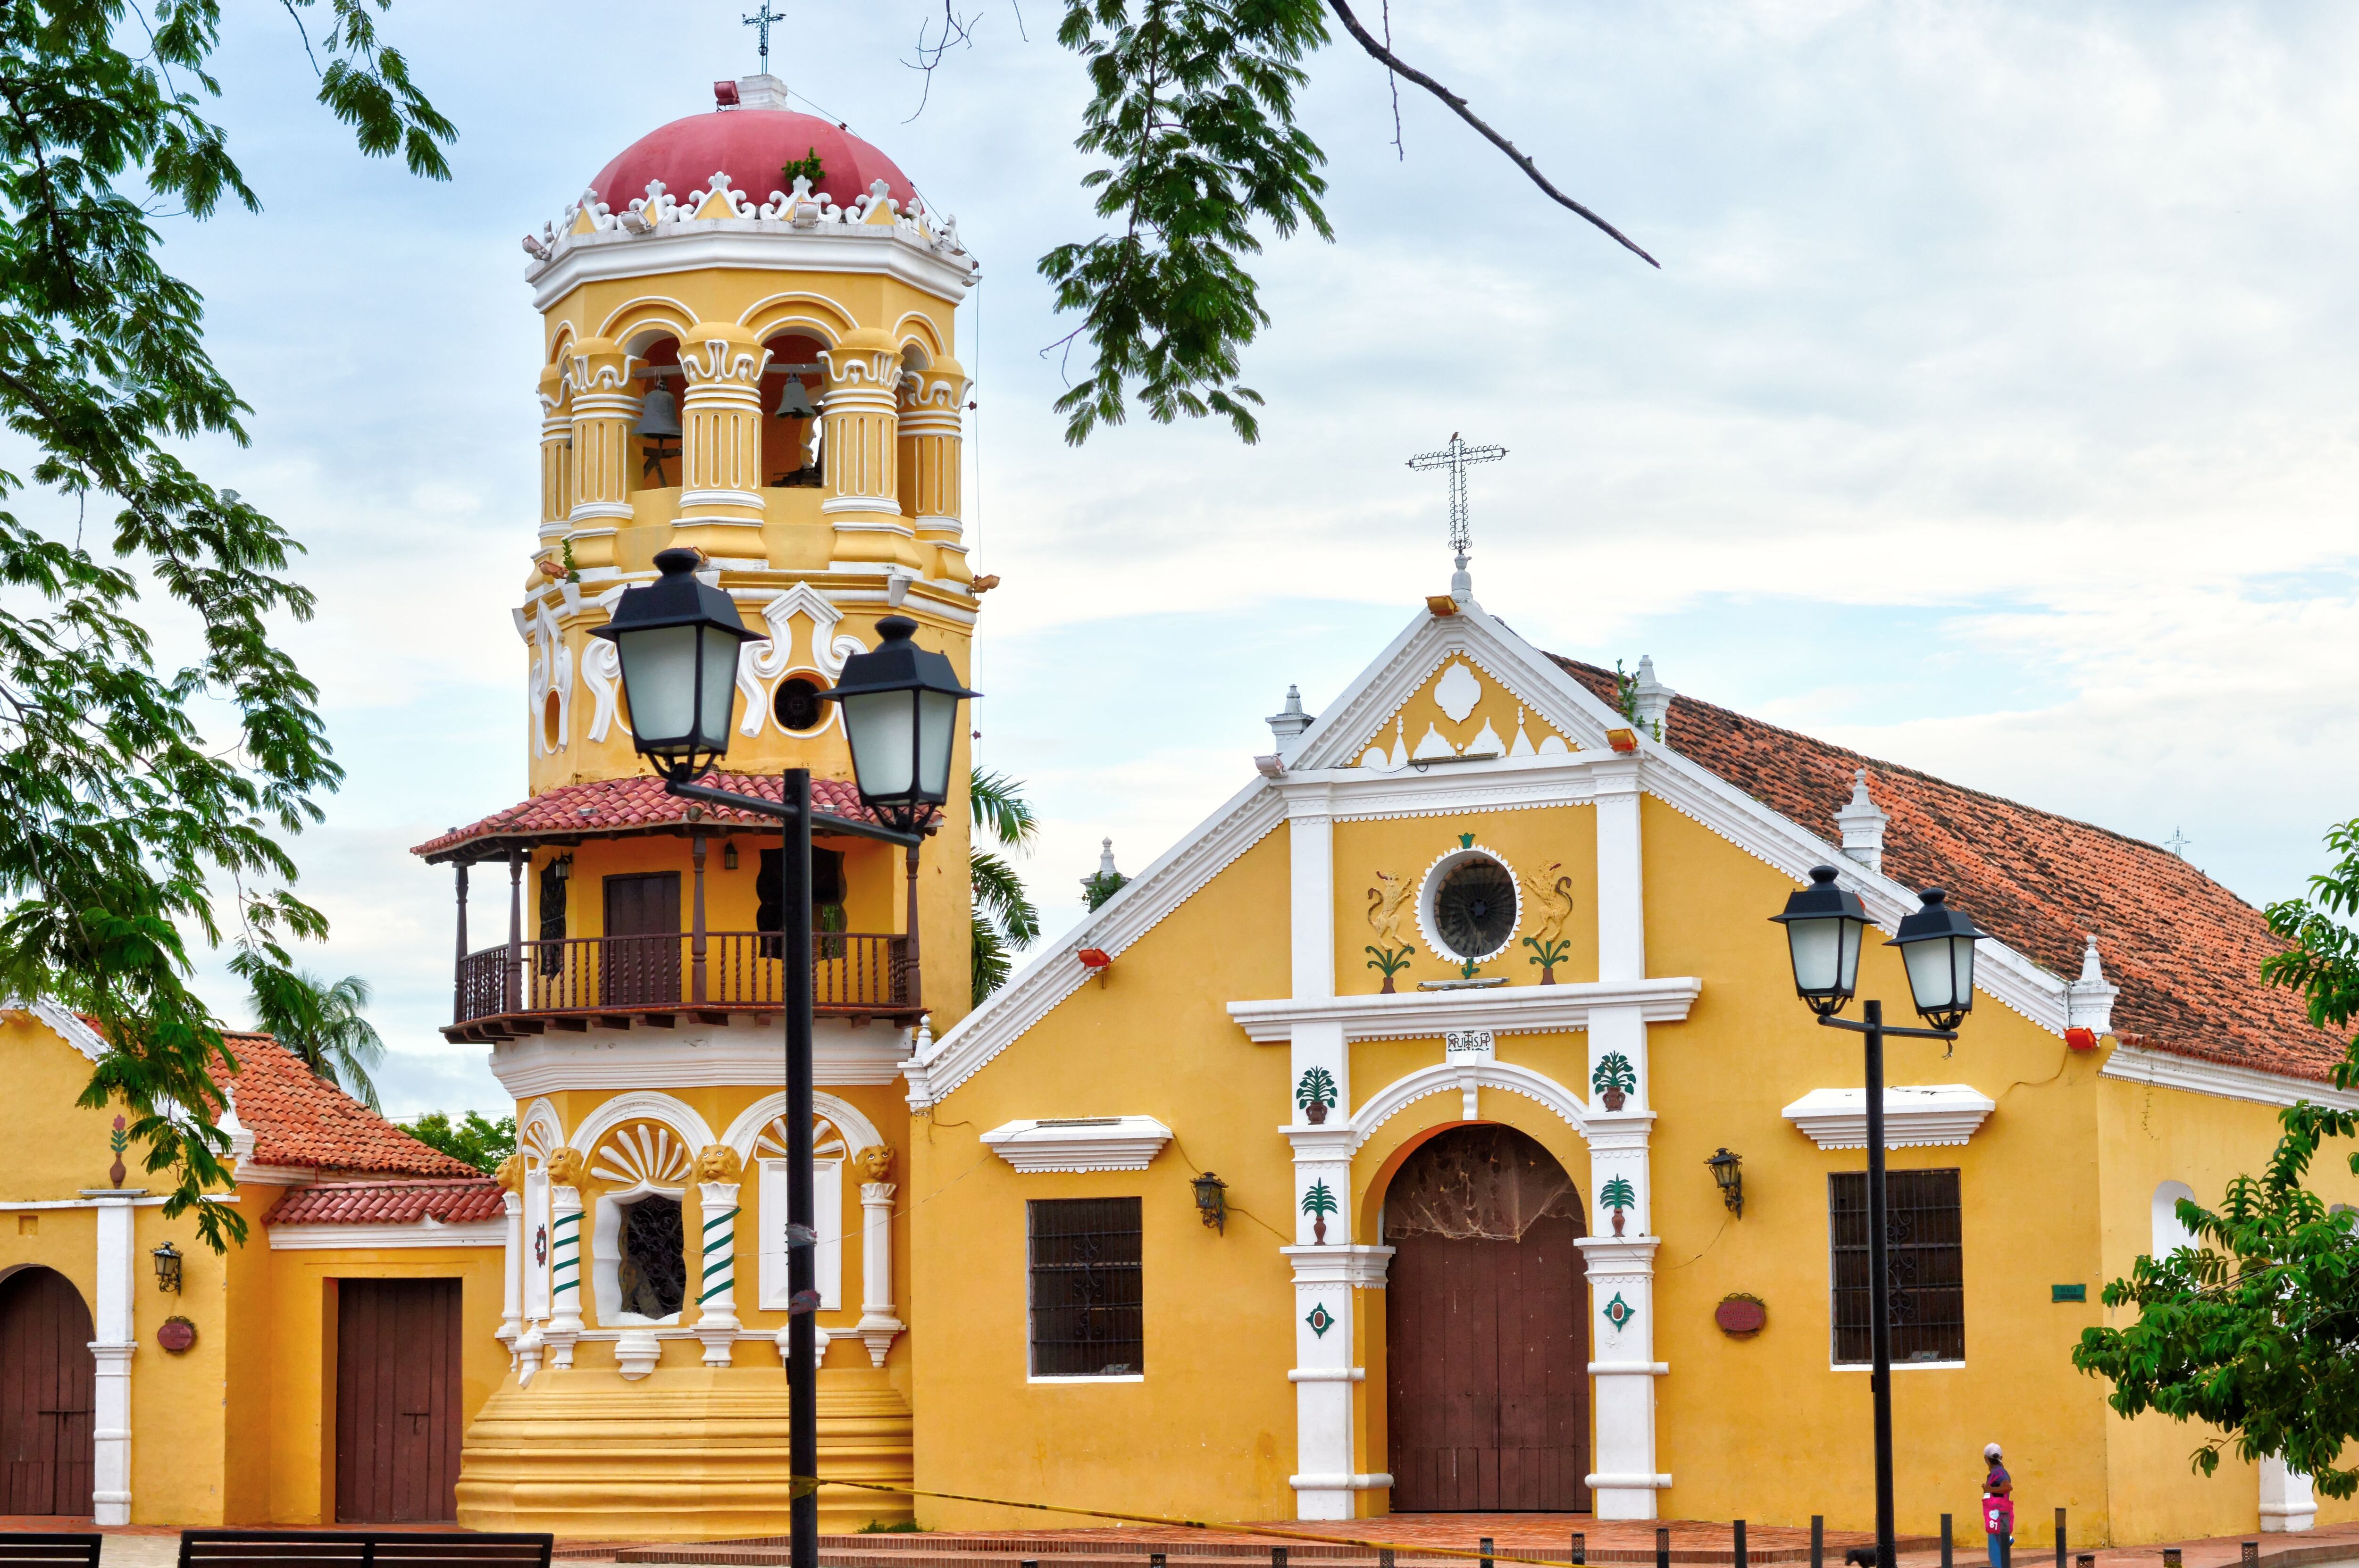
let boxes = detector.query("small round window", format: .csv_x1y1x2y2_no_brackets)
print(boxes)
775,676,827,733
1432,856,1517,959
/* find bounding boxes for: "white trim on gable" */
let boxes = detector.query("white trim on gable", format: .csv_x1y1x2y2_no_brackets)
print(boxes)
7,1000,109,1062
2100,1042,2359,1112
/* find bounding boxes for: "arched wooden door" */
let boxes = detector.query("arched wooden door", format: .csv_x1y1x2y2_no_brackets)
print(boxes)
1385,1124,1589,1512
0,1266,96,1516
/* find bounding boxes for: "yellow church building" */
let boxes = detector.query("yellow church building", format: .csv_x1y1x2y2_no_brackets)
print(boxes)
4,71,2357,1554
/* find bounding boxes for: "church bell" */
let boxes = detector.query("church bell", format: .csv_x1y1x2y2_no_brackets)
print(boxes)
635,385,682,439
774,375,819,420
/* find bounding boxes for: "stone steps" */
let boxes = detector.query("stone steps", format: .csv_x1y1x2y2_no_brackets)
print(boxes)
613,1536,1937,1568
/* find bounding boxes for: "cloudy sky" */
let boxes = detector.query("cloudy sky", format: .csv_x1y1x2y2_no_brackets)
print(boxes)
142,1,2359,1114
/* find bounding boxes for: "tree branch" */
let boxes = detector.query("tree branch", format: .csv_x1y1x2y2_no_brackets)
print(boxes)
1322,0,1658,268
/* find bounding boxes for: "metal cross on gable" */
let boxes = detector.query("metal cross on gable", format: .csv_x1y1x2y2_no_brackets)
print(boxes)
744,1,781,70
1407,432,1508,586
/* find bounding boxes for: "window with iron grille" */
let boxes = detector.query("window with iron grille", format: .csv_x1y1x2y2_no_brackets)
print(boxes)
1028,1197,1143,1377
1829,1168,1964,1365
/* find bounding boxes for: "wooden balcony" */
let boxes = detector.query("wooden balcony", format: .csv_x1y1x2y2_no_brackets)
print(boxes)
447,930,918,1042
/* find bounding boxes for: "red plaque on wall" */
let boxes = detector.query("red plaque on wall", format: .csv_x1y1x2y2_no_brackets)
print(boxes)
1714,1294,1766,1337
157,1315,197,1353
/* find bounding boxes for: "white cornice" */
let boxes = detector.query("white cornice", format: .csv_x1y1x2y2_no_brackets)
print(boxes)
979,1116,1172,1173
1275,754,1601,821
912,782,1287,1108
6,1000,108,1062
267,1218,505,1251
1229,978,1702,1044
531,224,973,311
1781,1084,1998,1149
2100,1043,2359,1112
489,1021,914,1097
1281,1244,1395,1289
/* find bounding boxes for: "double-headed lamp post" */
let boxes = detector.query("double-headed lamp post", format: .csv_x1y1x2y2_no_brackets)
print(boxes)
594,548,975,1568
1771,865,1986,1568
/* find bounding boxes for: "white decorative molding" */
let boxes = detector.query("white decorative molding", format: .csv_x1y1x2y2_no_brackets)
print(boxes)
1230,977,1702,1044
1414,842,1521,966
855,1179,905,1367
580,638,627,741
268,1218,506,1250
570,1091,715,1172
2100,1043,2359,1112
912,781,1287,1107
1630,655,1673,734
980,1116,1173,1173
1347,1060,1611,1151
2065,937,2119,1034
7,999,107,1061
529,221,976,312
1833,769,1888,875
1781,1084,1998,1149
592,1122,694,1187
1279,1243,1393,1289
527,601,574,757
490,1022,916,1098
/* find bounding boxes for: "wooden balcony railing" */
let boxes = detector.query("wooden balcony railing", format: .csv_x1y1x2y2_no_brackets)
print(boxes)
453,931,914,1026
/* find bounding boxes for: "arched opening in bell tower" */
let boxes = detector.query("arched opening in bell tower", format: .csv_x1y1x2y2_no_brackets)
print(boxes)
624,331,682,491
761,332,826,487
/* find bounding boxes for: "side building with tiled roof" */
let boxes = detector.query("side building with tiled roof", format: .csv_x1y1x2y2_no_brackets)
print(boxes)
0,1004,504,1526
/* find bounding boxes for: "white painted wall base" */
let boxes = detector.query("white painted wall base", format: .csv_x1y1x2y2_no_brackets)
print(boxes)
2260,1457,2316,1532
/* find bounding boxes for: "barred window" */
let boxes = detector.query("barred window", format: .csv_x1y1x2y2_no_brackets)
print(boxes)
1028,1197,1143,1377
1830,1168,1964,1365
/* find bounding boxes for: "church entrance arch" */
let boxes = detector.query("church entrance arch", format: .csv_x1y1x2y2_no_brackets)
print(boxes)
0,1264,95,1516
1384,1124,1590,1512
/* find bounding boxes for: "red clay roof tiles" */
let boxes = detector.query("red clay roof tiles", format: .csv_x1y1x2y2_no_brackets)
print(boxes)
222,1031,482,1179
411,771,900,861
1552,656,2345,1083
266,1178,503,1227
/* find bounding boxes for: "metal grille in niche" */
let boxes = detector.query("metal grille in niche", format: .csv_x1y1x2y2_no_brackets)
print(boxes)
1828,1168,1963,1365
618,1194,687,1319
1435,857,1515,957
1028,1197,1143,1377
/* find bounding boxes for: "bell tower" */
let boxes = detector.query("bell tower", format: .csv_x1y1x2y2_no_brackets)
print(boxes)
421,75,982,1538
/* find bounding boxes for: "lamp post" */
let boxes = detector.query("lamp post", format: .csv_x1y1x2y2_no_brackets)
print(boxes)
593,548,974,1568
1770,865,1985,1568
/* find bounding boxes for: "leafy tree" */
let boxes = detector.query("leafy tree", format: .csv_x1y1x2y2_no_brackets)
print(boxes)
2072,819,2359,1497
405,1110,517,1175
1039,0,1656,445
970,766,1041,1004
248,968,385,1110
0,1,453,1250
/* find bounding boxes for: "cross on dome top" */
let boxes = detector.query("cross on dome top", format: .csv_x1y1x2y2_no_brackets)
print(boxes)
1407,433,1507,603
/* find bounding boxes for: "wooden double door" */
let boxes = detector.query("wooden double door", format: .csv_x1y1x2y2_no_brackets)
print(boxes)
0,1266,94,1516
336,1278,462,1523
603,872,681,1006
1386,1124,1591,1512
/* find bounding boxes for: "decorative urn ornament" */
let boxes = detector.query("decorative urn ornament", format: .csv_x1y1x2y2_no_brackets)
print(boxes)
1592,1052,1636,1113
1296,1067,1337,1125
1300,1179,1338,1244
1600,1175,1637,1236
108,1113,128,1188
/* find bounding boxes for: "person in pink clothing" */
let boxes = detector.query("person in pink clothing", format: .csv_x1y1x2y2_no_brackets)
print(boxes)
1983,1443,2016,1568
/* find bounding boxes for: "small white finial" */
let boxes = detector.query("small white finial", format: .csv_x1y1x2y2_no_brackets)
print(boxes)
1834,767,1889,876
1631,655,1674,734
1266,684,1313,745
1097,838,1119,878
2066,934,2118,1034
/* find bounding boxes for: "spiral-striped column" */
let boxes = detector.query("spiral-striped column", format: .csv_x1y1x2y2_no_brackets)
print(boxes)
695,1144,745,1367
544,1152,586,1372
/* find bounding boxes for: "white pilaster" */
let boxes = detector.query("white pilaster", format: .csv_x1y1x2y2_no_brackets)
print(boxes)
87,1192,137,1525
498,1189,524,1357
1284,1242,1393,1519
855,1180,906,1366
1289,792,1336,1000
2261,1457,2317,1532
522,1164,551,1322
694,1180,742,1367
1577,1234,1667,1519
1593,757,1645,983
544,1184,584,1370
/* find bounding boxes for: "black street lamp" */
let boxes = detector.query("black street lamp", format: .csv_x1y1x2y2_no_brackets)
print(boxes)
1771,865,1985,1568
594,547,973,1568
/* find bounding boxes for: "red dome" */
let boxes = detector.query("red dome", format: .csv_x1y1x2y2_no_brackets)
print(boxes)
589,110,916,213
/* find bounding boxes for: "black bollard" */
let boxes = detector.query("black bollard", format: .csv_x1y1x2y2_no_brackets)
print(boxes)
1275,1551,1288,1568
1572,1535,1586,1568
1152,1558,1167,1568
1658,1527,1671,1568
2055,1509,2066,1568
1482,1541,1495,1568
1941,1515,1952,1568
2242,1546,2259,1568
2161,1554,2180,1568
1812,1518,1825,1568
1735,1520,1748,1568
1380,1555,1395,1568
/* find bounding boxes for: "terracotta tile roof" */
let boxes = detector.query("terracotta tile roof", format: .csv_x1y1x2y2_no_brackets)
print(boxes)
1551,657,2345,1082
411,771,911,861
266,1178,504,1227
222,1032,482,1178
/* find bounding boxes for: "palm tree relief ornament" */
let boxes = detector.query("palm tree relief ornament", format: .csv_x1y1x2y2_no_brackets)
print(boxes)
1296,1067,1337,1125
1592,1052,1637,1112
1300,1179,1339,1244
1600,1175,1637,1236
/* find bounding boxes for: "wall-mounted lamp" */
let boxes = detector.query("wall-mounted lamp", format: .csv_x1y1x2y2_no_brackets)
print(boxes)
1191,1171,1228,1234
1706,1147,1744,1218
723,840,739,871
151,1240,183,1293
550,853,571,883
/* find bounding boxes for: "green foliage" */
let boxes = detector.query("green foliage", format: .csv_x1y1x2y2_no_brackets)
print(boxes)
405,1111,516,1176
2072,819,2359,1497
1080,867,1129,911
1364,943,1411,977
0,5,453,1250
778,146,826,189
1299,1178,1337,1218
1592,1052,1637,1094
1041,0,1332,445
1522,935,1571,969
249,969,385,1109
1295,1065,1335,1109
969,767,1041,1005
857,1519,921,1534
1600,1175,1637,1213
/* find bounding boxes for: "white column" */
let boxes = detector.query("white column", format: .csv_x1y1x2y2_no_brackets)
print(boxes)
1593,756,1646,983
695,1179,743,1366
856,1182,906,1366
1289,792,1335,1001
498,1189,524,1356
523,1165,551,1323
1578,1234,1666,1519
1283,1237,1392,1520
543,1183,584,1371
88,1192,137,1525
2261,1457,2317,1532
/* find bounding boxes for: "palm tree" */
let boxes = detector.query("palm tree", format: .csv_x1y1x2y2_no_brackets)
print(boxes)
970,767,1042,1005
249,969,386,1111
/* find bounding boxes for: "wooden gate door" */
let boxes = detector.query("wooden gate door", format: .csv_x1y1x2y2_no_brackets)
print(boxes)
0,1266,94,1516
602,872,681,1006
336,1278,462,1523
1386,1125,1590,1511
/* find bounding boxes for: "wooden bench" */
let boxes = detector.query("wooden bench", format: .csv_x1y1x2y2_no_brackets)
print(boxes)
177,1532,553,1568
0,1536,102,1568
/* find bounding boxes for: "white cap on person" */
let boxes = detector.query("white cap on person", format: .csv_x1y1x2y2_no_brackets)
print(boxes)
1985,1443,2003,1460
